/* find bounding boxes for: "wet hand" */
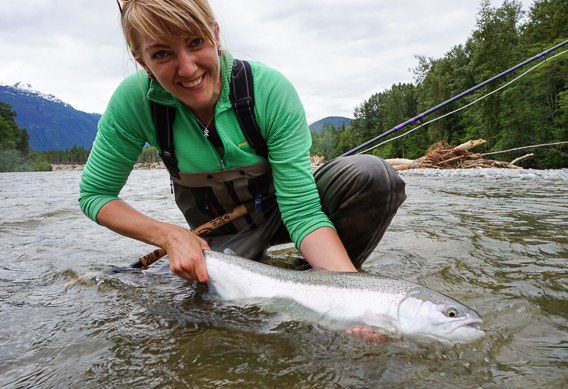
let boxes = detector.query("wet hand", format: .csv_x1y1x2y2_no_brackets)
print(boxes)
165,226,211,282
346,326,388,344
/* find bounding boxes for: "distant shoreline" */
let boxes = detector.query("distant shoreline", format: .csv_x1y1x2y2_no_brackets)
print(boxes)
50,161,166,171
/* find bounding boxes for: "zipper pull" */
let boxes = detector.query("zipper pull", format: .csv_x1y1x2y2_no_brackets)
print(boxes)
170,178,173,194
220,159,226,170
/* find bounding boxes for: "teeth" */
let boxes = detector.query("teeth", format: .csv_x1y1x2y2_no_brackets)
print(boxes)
182,75,203,88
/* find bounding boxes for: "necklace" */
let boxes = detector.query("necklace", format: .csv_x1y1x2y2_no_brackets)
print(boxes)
194,113,214,138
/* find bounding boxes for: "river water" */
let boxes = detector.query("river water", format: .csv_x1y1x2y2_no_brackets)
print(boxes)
1,169,567,388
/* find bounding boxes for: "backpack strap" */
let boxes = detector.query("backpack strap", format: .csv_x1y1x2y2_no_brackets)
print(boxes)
230,59,268,159
150,101,180,179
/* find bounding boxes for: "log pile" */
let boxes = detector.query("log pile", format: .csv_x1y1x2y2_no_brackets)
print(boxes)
310,155,325,170
311,140,567,171
386,139,525,171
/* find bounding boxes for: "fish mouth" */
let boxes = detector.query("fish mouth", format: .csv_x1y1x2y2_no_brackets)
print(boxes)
450,319,483,333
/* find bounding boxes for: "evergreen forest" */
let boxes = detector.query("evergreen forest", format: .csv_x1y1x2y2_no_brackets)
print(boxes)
0,101,92,171
0,102,51,172
311,0,568,168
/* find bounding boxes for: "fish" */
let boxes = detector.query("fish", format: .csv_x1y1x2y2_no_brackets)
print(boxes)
204,250,485,345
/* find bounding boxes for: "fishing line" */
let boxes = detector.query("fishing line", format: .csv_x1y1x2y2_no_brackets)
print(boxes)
341,39,568,157
355,48,568,156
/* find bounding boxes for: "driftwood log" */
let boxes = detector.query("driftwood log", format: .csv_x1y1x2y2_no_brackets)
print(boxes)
310,155,325,170
385,139,524,170
312,140,566,171
510,153,534,165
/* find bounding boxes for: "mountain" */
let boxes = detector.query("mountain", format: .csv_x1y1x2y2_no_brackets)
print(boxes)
0,82,100,151
309,116,351,134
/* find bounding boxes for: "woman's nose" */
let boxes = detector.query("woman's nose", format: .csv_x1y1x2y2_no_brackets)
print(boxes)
177,51,198,78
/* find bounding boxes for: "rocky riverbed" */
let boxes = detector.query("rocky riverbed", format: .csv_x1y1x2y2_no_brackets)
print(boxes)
50,161,166,171
398,167,568,181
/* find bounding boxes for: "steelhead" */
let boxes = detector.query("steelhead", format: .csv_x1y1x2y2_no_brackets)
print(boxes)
204,250,485,345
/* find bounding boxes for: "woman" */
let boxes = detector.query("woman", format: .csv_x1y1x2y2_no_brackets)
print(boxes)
80,0,405,340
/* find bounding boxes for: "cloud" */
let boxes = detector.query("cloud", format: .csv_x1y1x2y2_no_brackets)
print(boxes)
0,0,535,123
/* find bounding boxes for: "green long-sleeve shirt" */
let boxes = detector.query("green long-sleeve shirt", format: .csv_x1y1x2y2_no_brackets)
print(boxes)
79,52,334,249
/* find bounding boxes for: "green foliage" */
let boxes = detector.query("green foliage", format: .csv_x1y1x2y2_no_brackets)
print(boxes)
313,0,568,168
0,149,32,172
463,0,526,151
559,90,568,127
310,124,339,160
324,83,421,160
41,144,91,164
0,116,16,150
0,102,37,171
309,117,351,134
139,146,160,163
524,0,568,43
26,152,52,171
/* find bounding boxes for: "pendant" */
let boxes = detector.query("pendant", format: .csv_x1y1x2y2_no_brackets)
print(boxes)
204,129,210,138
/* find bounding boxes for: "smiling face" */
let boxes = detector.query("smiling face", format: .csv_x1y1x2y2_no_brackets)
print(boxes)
134,30,222,118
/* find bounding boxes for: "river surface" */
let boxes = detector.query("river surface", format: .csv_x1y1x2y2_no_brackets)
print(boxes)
1,169,567,388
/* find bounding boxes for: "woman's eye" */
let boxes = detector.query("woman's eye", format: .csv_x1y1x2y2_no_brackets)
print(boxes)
152,50,168,59
190,38,204,47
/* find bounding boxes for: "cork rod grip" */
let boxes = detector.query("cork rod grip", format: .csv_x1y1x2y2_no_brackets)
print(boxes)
135,200,254,268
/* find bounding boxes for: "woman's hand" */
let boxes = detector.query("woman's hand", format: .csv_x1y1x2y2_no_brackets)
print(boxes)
346,326,389,344
97,199,210,282
164,225,211,282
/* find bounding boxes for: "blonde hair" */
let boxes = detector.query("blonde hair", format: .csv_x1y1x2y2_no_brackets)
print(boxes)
119,0,217,54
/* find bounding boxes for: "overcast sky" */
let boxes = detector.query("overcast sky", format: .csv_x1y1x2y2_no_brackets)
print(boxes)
0,0,535,125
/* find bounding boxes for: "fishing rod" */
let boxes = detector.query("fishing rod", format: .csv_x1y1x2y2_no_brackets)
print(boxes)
131,199,255,268
65,200,255,285
341,39,568,157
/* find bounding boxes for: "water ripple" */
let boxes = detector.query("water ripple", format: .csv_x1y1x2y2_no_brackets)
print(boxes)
1,170,568,387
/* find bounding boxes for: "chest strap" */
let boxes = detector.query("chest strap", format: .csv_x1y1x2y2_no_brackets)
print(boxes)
151,59,267,179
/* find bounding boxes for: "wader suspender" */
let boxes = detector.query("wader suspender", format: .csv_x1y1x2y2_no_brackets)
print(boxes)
229,59,269,159
151,59,268,179
151,102,180,179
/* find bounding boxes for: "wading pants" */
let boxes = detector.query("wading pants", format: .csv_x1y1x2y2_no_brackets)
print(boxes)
203,155,406,268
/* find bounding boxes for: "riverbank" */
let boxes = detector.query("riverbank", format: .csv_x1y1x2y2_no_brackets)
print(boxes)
50,157,325,171
50,161,166,171
398,167,568,181
47,163,568,181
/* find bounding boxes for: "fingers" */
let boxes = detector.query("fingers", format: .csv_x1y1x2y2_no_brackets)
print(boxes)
169,247,209,283
346,326,388,344
192,239,211,283
166,228,211,283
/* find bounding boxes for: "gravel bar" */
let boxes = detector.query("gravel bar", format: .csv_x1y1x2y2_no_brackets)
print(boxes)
397,167,568,181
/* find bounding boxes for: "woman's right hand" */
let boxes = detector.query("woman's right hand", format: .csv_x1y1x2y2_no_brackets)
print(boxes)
164,225,211,282
97,199,211,283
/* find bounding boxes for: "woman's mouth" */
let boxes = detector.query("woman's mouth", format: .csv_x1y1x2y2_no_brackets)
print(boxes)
181,75,204,88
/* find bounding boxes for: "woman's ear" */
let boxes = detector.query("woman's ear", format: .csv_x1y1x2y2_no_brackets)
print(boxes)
133,52,155,79
133,52,147,69
214,23,220,46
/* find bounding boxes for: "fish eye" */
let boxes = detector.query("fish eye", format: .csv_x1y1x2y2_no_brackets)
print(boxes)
444,307,459,318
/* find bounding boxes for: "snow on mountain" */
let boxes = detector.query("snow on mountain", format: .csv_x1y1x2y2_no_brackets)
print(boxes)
0,81,101,151
1,81,72,108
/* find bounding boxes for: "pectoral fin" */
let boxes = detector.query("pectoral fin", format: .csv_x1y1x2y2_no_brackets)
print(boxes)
363,309,398,335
